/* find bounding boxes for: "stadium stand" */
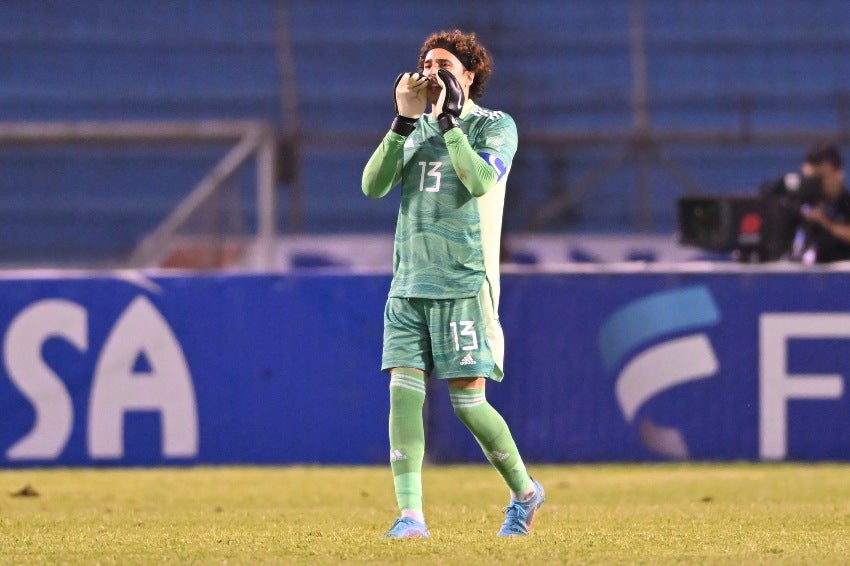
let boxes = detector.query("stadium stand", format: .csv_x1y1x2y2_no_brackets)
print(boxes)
1,1,850,266
0,1,281,264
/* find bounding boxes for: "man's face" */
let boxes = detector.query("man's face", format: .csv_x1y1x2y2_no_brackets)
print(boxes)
803,161,845,200
421,48,474,105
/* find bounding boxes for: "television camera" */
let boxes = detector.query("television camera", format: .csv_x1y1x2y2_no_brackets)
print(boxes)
677,174,824,262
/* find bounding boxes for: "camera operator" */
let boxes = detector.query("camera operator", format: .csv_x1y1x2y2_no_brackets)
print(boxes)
764,143,850,263
797,144,850,262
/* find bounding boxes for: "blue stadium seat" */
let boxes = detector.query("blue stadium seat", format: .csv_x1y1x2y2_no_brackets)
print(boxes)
1,0,850,262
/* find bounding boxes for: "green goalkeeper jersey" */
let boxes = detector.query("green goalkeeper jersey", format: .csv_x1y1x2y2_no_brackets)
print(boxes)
362,101,518,303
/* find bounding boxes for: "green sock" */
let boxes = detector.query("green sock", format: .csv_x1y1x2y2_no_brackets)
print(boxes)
449,386,532,495
388,369,427,513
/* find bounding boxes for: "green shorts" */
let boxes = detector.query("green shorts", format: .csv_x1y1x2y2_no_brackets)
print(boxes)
381,282,505,381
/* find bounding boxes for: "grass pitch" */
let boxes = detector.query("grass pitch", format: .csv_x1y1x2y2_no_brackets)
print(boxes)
1,463,849,564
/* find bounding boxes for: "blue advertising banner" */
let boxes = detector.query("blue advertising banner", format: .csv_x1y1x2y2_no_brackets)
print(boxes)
431,270,850,463
1,268,850,466
0,272,391,467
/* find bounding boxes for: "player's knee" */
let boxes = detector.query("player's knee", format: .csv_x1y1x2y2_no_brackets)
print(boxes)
451,403,469,422
449,387,487,425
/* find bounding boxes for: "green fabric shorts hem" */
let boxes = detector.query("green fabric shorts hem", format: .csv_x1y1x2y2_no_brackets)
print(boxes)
381,281,504,381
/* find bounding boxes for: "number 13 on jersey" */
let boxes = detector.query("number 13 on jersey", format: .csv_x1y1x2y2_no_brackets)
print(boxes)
449,320,478,351
417,161,442,192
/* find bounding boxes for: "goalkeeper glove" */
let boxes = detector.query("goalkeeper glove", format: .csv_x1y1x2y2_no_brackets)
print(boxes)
435,69,465,133
391,72,428,136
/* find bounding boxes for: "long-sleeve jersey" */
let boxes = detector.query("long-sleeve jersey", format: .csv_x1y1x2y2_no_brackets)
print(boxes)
362,100,518,308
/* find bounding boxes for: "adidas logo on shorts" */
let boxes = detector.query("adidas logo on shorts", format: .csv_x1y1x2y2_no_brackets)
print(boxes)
460,354,476,366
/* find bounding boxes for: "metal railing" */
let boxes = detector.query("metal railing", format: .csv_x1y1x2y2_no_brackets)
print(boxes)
0,119,288,270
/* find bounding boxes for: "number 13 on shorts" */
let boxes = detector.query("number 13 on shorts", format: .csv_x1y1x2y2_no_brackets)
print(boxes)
449,320,478,351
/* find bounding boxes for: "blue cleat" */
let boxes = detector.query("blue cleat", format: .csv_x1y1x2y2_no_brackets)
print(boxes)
381,517,431,539
497,479,545,537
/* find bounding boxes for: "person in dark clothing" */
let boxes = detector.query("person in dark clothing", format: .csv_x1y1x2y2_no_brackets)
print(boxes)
791,143,850,263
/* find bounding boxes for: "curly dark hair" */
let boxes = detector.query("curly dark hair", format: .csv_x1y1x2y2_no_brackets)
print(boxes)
418,29,493,101
805,142,843,169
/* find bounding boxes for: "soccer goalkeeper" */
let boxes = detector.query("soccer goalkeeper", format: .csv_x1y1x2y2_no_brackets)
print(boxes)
361,29,544,539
